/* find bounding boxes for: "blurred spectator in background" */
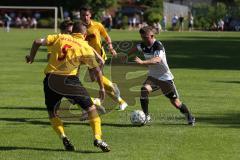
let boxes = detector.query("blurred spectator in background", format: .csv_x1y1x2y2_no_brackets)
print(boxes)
218,19,224,31
72,10,80,21
21,16,28,28
211,21,217,31
188,14,194,31
4,13,12,32
63,11,70,20
15,16,22,28
154,22,162,34
132,14,137,29
102,11,112,31
162,16,167,31
172,14,178,31
178,14,184,32
31,17,37,29
34,12,41,20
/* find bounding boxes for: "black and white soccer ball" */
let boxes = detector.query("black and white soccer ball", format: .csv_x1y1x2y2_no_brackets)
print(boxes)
130,110,146,125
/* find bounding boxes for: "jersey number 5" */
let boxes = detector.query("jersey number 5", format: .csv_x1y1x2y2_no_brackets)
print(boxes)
58,44,72,61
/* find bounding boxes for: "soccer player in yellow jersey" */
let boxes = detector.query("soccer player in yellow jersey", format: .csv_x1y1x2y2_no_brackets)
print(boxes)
80,6,128,110
47,20,74,61
25,22,110,152
47,20,104,113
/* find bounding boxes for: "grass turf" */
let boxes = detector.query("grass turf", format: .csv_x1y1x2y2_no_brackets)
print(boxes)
0,28,240,160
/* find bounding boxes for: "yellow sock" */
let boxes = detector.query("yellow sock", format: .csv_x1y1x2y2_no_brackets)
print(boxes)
102,76,121,103
50,117,66,138
88,107,102,140
90,97,95,103
118,97,126,105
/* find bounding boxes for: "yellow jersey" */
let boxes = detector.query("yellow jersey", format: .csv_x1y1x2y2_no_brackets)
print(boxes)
44,34,99,75
85,20,108,60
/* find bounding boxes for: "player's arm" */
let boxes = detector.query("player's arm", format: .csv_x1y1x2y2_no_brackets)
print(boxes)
127,47,138,57
26,38,47,64
100,23,117,56
119,46,138,63
81,54,105,100
135,56,161,65
135,50,163,65
93,48,105,66
104,35,117,56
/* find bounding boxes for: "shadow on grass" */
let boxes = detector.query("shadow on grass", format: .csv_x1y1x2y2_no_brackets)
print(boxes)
34,58,48,62
0,117,50,125
0,106,45,111
0,146,101,153
193,113,240,128
0,117,134,128
28,37,240,70
102,122,133,128
106,37,240,70
212,80,240,84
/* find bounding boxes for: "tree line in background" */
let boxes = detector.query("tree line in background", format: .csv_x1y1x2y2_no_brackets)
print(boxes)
1,0,240,30
193,0,240,30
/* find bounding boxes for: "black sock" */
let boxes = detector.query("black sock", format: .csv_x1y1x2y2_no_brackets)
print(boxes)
140,98,149,115
179,103,192,118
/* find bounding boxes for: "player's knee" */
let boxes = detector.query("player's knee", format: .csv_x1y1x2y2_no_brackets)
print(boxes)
87,105,100,119
48,110,58,118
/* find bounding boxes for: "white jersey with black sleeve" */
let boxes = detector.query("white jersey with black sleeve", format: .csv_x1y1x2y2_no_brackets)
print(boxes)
136,40,174,81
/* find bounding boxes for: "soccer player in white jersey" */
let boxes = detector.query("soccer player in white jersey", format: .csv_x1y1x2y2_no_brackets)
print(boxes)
128,26,195,126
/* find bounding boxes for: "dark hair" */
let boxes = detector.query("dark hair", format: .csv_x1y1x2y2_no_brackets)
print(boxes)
139,26,155,35
59,20,73,30
80,5,92,12
72,21,87,34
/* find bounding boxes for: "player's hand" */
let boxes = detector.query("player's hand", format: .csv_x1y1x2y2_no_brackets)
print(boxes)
135,56,143,64
109,48,117,57
99,88,106,101
25,55,33,64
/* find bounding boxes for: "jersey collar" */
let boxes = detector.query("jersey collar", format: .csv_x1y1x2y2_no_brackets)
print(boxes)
72,33,85,40
146,39,156,48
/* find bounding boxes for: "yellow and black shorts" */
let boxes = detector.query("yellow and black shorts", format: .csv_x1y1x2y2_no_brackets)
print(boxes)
43,74,93,112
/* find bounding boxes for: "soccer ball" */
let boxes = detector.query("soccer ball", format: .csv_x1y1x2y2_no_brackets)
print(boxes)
130,110,146,125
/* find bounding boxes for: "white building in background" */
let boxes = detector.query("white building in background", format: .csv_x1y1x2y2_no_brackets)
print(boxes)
163,2,189,25
163,0,213,28
164,0,212,6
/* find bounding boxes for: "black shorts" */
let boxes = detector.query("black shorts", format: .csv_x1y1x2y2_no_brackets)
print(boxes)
43,74,93,112
143,76,179,99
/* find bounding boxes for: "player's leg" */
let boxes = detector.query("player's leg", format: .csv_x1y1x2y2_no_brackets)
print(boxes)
140,76,158,124
88,68,127,110
140,84,151,116
170,98,195,126
163,80,195,126
102,75,128,110
66,76,110,152
72,98,110,152
43,75,75,151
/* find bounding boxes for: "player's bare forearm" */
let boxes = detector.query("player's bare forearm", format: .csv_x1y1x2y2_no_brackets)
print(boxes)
120,47,138,63
105,35,117,56
26,40,41,63
93,49,105,65
26,39,46,64
135,56,161,65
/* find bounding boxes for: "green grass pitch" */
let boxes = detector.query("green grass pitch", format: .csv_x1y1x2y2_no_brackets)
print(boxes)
0,28,240,160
